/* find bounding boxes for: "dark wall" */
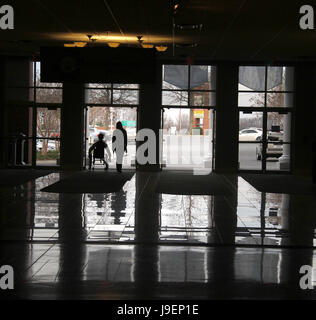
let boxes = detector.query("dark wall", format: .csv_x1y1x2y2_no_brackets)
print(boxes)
293,62,316,176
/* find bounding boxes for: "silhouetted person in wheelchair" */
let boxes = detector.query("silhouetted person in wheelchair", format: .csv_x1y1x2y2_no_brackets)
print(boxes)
88,133,111,170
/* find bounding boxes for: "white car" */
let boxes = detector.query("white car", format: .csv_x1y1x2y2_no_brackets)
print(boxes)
256,131,283,160
89,127,99,144
239,128,262,141
36,140,56,151
89,128,111,144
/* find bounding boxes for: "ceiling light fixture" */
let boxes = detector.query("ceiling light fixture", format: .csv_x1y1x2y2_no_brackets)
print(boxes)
64,43,76,47
108,42,120,48
74,42,87,47
64,42,87,47
155,45,168,52
141,43,154,49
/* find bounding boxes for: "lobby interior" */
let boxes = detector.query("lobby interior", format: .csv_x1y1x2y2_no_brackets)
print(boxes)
1,0,316,299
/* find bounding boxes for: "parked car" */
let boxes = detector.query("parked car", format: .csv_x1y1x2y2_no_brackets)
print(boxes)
89,127,111,144
89,127,99,144
256,132,283,160
36,140,56,151
239,128,262,141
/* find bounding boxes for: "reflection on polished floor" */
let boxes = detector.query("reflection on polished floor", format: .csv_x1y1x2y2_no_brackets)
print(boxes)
1,170,316,299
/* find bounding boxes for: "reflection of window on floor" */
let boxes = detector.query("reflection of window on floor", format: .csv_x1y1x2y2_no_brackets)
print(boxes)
158,247,208,283
238,66,294,172
159,194,213,243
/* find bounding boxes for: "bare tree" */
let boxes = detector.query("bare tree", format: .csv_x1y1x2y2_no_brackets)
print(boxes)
87,84,137,129
176,113,189,131
35,72,61,156
249,82,285,129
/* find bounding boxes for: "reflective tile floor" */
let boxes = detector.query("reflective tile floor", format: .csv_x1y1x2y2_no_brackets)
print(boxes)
1,169,316,299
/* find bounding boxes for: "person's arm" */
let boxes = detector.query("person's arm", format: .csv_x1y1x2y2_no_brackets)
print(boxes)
112,133,116,153
124,130,127,153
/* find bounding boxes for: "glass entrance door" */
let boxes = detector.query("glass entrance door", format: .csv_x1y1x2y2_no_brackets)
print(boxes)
86,106,137,169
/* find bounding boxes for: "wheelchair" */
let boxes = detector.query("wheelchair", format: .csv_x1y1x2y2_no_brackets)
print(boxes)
88,151,109,170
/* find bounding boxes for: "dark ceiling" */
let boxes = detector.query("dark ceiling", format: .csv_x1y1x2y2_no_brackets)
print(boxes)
0,0,315,61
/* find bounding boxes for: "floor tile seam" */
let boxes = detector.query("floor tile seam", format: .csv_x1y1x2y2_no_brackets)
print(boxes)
24,242,58,272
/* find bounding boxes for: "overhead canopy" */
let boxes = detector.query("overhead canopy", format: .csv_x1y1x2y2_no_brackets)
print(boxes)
239,66,283,91
164,65,209,89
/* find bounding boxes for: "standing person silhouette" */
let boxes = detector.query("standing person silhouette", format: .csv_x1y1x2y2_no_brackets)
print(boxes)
112,121,127,173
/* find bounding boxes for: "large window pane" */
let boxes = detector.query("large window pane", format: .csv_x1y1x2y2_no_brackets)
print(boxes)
163,65,189,89
35,62,62,88
190,65,214,90
162,91,188,106
86,89,111,104
266,93,294,108
239,66,266,91
113,90,139,105
267,112,291,143
36,88,62,103
238,92,264,107
36,107,60,166
266,144,290,171
190,91,216,107
36,108,61,138
36,139,60,166
267,67,294,92
239,112,263,142
239,143,262,170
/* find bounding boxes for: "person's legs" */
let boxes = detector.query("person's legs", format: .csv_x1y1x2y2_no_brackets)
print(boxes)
103,158,109,170
116,150,124,173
